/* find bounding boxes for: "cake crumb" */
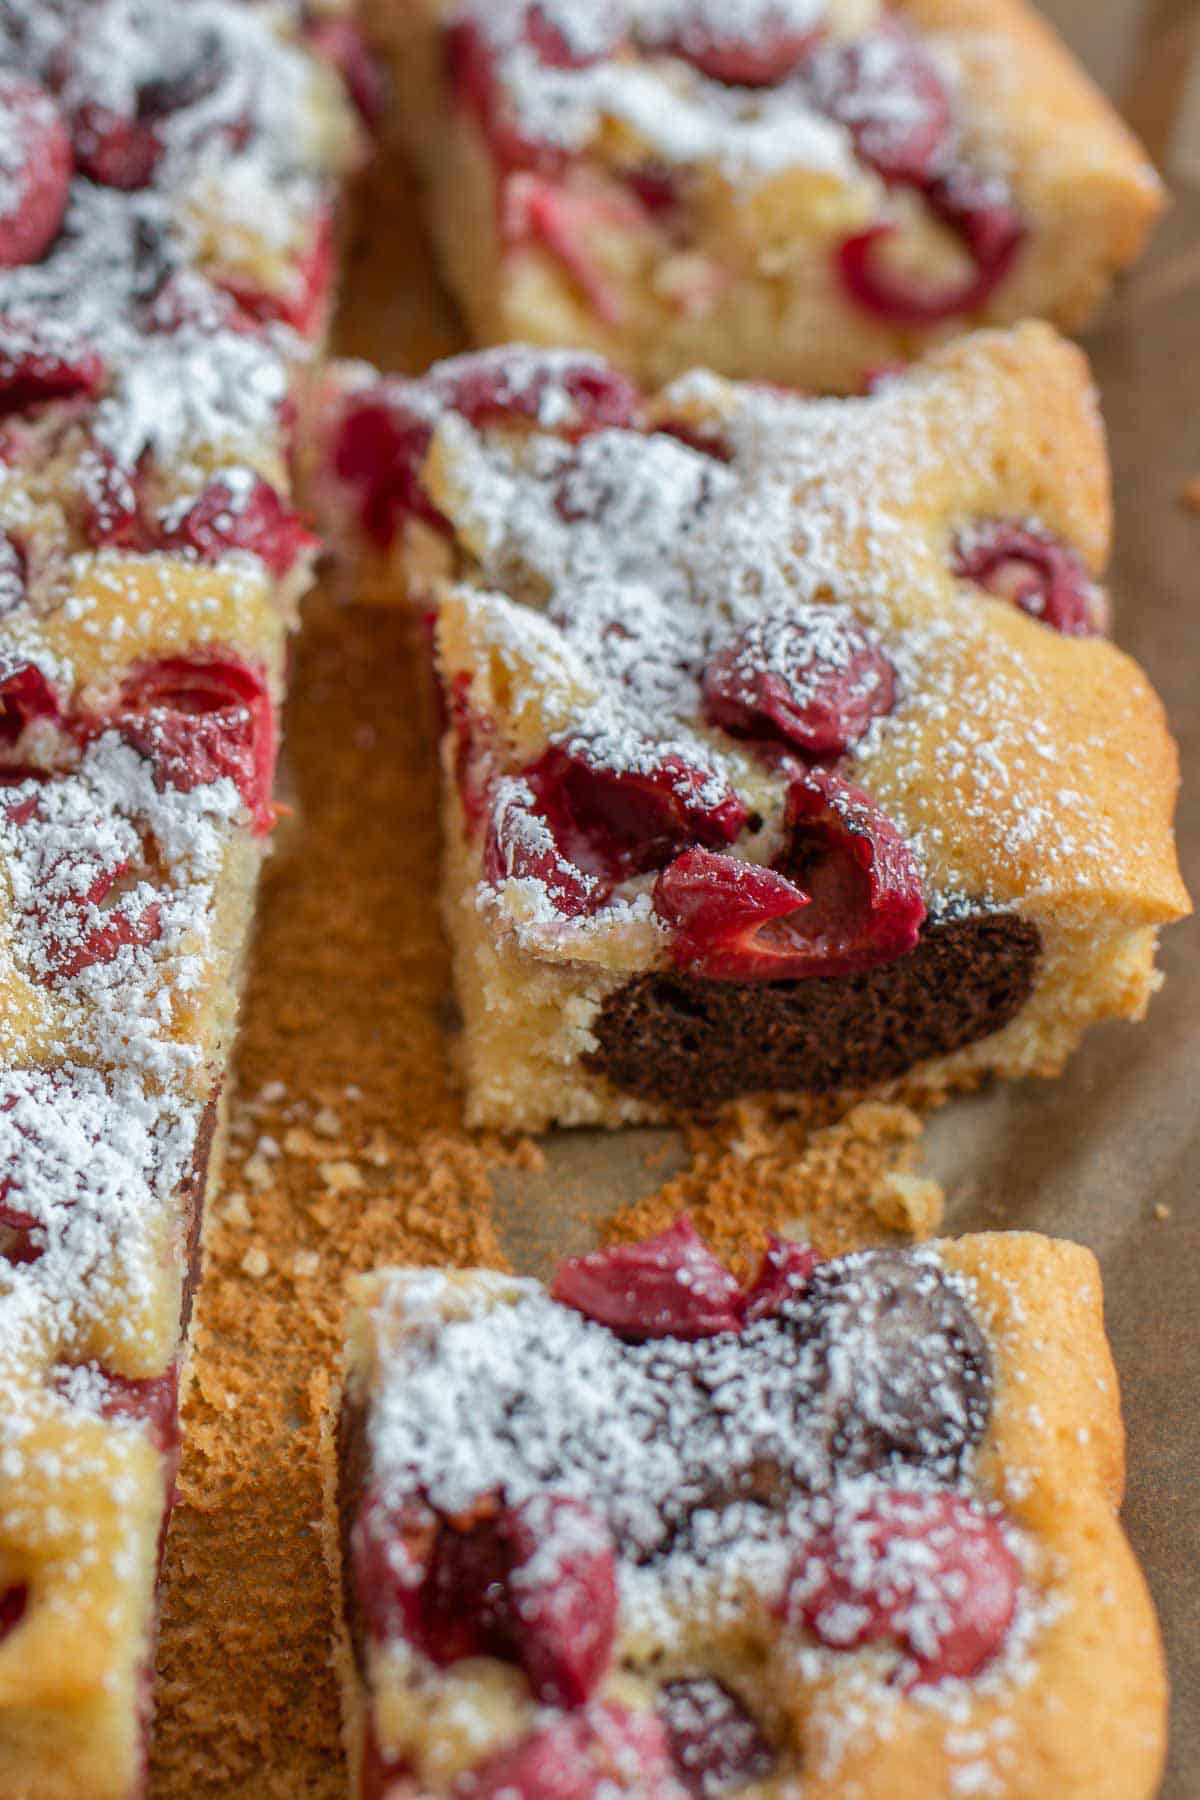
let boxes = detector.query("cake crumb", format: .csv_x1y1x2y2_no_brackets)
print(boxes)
242,1151,276,1192
319,1158,364,1193
293,1250,321,1278
363,1130,395,1168
240,1245,270,1279
606,1095,936,1271
284,1125,338,1158
1153,1203,1171,1221
313,1106,342,1138
222,1192,253,1229
870,1170,945,1238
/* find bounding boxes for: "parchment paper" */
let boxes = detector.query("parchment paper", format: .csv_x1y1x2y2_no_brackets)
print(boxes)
152,3,1200,1792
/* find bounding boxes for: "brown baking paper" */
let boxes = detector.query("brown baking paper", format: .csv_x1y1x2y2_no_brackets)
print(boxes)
147,4,1200,1793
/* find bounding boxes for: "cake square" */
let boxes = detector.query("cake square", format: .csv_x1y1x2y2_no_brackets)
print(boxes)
361,0,1164,392
326,1222,1166,1797
316,326,1189,1130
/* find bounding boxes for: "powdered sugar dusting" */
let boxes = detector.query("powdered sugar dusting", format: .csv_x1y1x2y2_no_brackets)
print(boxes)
0,733,244,1080
0,1063,198,1380
466,0,878,182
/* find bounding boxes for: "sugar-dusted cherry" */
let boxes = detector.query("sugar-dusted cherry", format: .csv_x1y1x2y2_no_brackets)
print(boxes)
158,474,317,579
220,209,335,340
454,1702,687,1798
661,13,822,88
485,740,746,921
784,1487,1019,1684
432,349,639,439
804,21,953,186
331,353,638,549
500,1493,618,1706
0,654,61,750
0,313,105,417
354,1486,617,1706
657,1677,775,1794
0,75,73,269
702,605,896,755
953,518,1100,636
485,771,610,919
740,1235,819,1324
525,2,624,71
35,869,164,984
446,9,621,173
113,655,277,834
51,1364,181,1459
64,10,232,191
552,1216,744,1341
796,1248,993,1477
77,443,143,550
71,101,163,191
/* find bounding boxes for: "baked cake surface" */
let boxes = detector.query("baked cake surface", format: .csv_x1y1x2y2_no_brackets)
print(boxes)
326,1224,1166,1798
314,324,1189,1131
359,0,1164,391
0,2,365,1792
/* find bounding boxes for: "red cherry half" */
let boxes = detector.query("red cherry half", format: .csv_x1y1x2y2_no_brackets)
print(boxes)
158,475,317,579
453,1702,685,1798
220,206,335,340
551,1216,744,1341
113,655,277,834
662,16,822,88
784,1488,1019,1685
740,1235,820,1324
702,607,896,755
354,1487,616,1706
0,655,60,750
484,741,746,921
0,314,105,417
653,769,924,981
837,168,1025,324
0,76,73,269
657,1677,775,1794
953,518,1100,636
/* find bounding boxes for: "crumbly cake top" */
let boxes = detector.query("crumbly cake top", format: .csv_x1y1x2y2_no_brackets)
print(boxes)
376,335,1187,964
358,1246,1018,1654
456,0,933,184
